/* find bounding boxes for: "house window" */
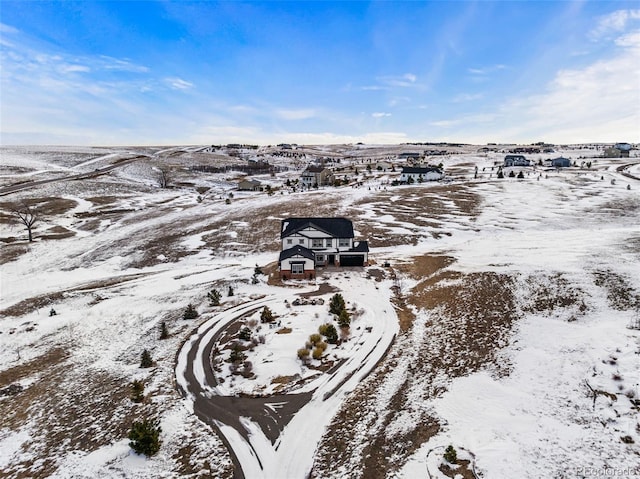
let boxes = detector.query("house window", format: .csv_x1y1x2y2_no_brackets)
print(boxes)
316,255,324,262
325,238,332,247
339,238,350,247
287,239,293,245
299,239,304,244
291,263,304,274
311,238,323,248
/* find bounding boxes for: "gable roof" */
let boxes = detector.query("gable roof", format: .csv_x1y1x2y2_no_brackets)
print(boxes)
281,217,354,239
278,244,315,261
401,167,442,174
303,166,328,173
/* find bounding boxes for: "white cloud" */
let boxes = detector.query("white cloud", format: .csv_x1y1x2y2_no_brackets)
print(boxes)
374,73,420,89
590,9,640,40
403,73,417,83
59,64,91,74
99,56,149,73
165,77,194,90
0,23,19,34
452,93,483,102
435,30,640,143
372,112,391,118
468,64,507,75
275,109,316,120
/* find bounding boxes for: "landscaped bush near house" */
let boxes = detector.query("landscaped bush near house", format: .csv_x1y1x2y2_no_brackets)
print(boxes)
329,293,346,315
297,348,310,360
183,304,198,320
312,347,324,360
229,342,246,364
260,306,274,323
309,333,322,345
338,309,351,329
319,323,338,344
239,326,252,341
128,419,161,457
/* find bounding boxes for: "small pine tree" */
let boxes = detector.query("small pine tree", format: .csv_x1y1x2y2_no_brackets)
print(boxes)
208,289,221,306
312,347,323,360
497,169,504,179
254,264,263,275
229,342,245,363
140,349,153,368
318,323,338,344
338,309,351,329
239,326,252,341
228,285,234,297
129,419,161,457
183,304,199,320
131,380,144,403
329,293,346,316
260,306,274,323
309,333,322,345
159,321,169,340
517,170,525,179
444,445,457,464
297,348,310,360
508,170,516,178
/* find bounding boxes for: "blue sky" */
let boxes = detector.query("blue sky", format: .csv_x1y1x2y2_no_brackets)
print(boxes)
1,1,639,146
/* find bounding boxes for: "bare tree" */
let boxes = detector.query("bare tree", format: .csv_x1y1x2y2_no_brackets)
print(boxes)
155,167,170,188
11,201,39,242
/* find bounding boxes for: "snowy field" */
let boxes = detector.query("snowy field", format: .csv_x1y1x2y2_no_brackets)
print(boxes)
0,143,639,479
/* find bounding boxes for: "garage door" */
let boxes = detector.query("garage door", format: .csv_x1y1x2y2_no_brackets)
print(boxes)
340,255,365,266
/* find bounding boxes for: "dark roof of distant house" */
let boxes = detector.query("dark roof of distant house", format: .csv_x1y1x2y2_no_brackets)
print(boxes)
279,245,315,261
303,166,328,173
614,143,632,151
281,217,354,239
401,167,443,174
504,154,527,160
350,241,369,253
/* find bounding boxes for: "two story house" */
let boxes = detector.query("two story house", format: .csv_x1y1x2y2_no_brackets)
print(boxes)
300,166,334,188
279,217,369,279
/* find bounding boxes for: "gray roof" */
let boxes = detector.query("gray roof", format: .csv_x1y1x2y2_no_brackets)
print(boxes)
350,241,369,253
303,166,328,173
281,217,354,239
401,167,443,174
279,245,315,261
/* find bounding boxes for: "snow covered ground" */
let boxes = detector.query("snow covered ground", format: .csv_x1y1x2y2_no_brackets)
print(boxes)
0,144,638,478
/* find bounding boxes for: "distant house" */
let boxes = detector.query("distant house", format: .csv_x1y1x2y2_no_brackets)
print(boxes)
398,152,422,161
399,166,444,183
605,146,630,158
279,217,369,279
237,179,262,191
503,154,531,167
614,142,632,151
376,161,393,171
545,157,572,168
301,166,334,187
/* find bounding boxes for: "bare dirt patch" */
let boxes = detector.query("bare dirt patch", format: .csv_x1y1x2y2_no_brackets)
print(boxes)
592,269,639,311
312,266,518,478
520,273,590,321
